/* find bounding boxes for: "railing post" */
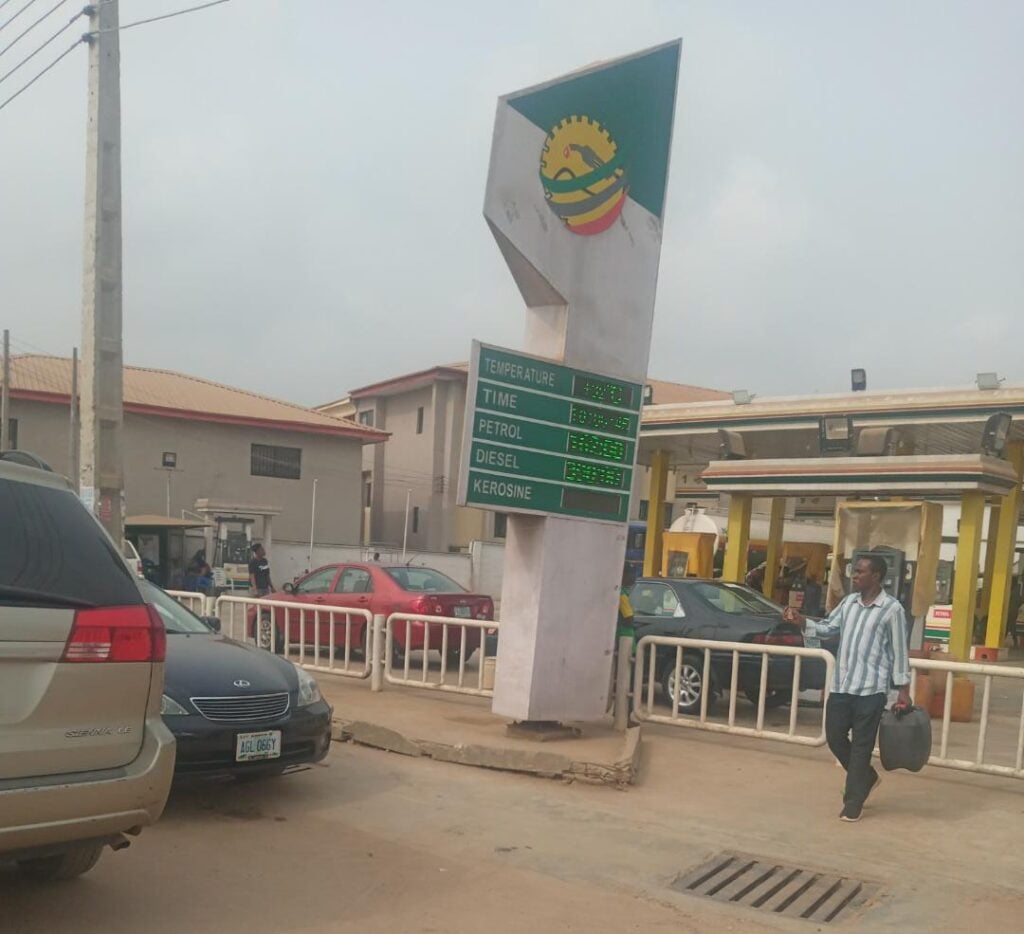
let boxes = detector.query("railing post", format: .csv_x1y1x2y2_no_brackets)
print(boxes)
613,635,633,732
370,613,385,692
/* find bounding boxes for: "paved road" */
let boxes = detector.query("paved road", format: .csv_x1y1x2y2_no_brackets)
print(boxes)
1,747,769,934
6,722,1024,933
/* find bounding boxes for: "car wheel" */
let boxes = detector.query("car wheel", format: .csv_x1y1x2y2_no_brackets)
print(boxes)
445,646,475,669
743,686,789,709
660,653,707,715
256,614,285,655
18,843,104,882
391,640,406,668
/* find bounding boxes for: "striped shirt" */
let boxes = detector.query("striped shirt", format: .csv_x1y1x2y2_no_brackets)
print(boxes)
812,590,911,696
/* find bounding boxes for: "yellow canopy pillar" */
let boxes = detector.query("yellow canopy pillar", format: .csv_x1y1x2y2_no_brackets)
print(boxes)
763,497,786,597
986,442,1024,648
722,493,753,583
979,502,1001,619
642,450,670,578
949,492,986,661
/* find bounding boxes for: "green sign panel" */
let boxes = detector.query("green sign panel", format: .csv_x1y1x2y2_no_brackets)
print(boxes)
458,343,643,523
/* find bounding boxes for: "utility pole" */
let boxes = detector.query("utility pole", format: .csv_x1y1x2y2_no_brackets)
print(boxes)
1,329,9,451
68,347,79,489
80,1,124,543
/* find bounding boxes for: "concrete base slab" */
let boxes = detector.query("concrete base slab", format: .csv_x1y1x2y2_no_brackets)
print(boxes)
505,721,582,742
322,678,641,786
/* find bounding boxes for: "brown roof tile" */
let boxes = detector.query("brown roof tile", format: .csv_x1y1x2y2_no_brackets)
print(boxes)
11,355,386,442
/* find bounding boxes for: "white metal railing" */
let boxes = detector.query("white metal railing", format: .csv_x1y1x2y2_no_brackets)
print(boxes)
384,613,497,697
909,657,1024,780
214,595,373,679
631,635,835,747
167,590,210,616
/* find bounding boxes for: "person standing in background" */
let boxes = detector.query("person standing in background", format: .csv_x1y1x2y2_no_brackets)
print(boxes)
248,543,275,597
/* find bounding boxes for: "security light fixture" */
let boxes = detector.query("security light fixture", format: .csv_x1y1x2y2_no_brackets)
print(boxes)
718,429,747,461
976,372,1002,391
819,415,854,455
643,384,654,405
851,368,867,392
981,412,1012,458
856,427,901,457
162,451,178,469
732,389,753,405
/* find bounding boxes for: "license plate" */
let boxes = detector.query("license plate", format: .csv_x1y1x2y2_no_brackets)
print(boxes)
235,730,281,762
452,606,471,618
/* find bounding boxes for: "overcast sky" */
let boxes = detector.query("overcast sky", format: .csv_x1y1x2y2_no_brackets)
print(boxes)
3,1,1022,406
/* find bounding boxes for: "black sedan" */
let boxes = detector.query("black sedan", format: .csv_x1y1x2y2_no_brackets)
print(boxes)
628,578,831,714
142,581,333,779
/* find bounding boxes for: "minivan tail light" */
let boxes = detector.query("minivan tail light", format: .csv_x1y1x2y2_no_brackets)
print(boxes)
62,605,166,663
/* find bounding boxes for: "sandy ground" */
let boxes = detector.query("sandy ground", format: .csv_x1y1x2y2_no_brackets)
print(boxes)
4,675,1023,933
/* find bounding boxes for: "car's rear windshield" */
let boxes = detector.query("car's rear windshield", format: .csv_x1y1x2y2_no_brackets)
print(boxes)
689,581,782,616
0,478,142,608
139,580,211,634
384,567,465,593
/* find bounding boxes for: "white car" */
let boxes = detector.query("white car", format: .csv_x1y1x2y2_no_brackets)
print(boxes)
123,539,144,578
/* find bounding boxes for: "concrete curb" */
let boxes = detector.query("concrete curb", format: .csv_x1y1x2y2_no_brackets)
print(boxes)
332,718,642,787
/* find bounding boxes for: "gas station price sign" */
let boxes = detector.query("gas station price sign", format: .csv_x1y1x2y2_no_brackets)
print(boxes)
457,342,643,523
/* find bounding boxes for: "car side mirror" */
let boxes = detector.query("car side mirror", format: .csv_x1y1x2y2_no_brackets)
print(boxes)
283,581,295,594
203,616,222,632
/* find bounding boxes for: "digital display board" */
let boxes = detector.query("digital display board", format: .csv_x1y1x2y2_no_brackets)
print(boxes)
457,342,642,522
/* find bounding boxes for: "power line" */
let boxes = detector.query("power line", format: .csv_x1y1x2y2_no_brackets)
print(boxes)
91,0,231,35
0,0,73,58
0,7,82,85
0,34,79,113
0,0,44,34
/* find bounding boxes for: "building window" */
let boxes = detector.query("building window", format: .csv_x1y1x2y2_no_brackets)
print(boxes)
412,506,420,533
638,500,649,521
250,443,302,480
664,503,674,528
416,406,424,434
363,471,372,508
358,409,375,427
5,418,16,450
493,512,508,539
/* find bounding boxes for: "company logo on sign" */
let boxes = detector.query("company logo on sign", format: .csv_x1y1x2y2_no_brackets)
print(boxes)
540,116,627,236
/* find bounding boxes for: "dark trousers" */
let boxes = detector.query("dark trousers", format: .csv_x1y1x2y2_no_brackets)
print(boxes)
826,692,886,807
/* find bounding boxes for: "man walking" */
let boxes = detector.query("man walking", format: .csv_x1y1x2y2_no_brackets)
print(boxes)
248,543,275,597
784,553,911,823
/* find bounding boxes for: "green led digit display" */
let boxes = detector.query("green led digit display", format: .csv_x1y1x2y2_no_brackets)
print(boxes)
571,374,634,408
564,460,625,489
569,403,634,437
566,431,627,463
462,344,643,522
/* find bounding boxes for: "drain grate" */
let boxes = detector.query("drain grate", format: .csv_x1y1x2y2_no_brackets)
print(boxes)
671,851,879,925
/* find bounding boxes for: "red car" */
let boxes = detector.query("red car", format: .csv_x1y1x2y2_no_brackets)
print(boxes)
248,564,493,663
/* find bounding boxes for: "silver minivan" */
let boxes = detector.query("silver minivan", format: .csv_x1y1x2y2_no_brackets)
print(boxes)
0,456,175,880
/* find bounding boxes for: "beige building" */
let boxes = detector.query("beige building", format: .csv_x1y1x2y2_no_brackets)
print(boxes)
7,355,386,583
318,364,727,553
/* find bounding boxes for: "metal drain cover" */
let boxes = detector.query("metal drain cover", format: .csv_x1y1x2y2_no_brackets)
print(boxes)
672,852,880,924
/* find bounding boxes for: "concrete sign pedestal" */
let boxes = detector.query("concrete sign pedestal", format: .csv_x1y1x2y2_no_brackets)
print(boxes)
476,42,681,723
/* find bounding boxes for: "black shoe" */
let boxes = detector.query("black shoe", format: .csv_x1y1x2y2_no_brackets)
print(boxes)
839,802,863,823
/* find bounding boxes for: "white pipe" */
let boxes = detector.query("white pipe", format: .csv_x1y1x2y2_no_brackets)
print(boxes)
402,488,411,560
308,478,318,570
